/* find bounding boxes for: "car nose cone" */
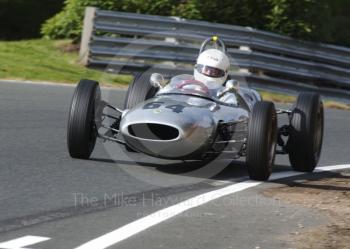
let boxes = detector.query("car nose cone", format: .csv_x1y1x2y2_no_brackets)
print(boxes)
120,99,216,159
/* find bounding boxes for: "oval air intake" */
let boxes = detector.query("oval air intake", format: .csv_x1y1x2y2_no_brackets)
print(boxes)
128,123,179,140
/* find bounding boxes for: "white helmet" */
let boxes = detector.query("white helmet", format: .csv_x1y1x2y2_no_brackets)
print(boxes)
194,48,230,88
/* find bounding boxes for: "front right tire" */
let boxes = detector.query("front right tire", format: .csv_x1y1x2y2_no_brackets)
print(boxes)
124,72,158,109
287,93,324,172
123,72,158,152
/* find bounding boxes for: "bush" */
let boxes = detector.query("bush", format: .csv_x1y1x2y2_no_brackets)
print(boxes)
41,0,202,41
41,0,113,41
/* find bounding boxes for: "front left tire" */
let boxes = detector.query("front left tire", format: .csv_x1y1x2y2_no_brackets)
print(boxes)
67,79,100,159
246,101,277,181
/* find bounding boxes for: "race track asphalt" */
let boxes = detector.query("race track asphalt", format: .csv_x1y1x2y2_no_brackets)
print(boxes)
0,81,349,249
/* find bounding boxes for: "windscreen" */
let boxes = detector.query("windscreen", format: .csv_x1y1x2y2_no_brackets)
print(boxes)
158,74,213,98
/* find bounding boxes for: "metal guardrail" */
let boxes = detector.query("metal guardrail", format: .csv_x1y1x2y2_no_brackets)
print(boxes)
80,7,350,100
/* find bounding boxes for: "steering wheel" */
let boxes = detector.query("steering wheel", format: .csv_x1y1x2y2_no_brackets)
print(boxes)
176,80,210,95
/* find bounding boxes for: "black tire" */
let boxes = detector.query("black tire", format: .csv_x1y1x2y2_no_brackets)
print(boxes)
124,72,158,152
124,72,158,109
246,101,277,181
67,79,100,159
287,93,324,172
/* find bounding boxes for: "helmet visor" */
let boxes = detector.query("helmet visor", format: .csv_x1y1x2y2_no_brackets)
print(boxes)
195,64,226,78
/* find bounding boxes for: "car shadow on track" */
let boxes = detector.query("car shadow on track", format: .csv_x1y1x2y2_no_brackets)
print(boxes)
90,157,247,181
89,156,294,182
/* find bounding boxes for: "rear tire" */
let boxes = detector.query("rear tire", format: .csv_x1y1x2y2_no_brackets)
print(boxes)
124,72,158,152
67,79,100,159
246,101,277,181
287,93,324,172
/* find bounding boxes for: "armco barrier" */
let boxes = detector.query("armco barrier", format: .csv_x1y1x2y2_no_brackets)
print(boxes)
80,7,350,100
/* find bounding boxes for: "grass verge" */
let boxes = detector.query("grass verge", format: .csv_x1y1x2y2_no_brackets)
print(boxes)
0,39,131,85
260,91,350,110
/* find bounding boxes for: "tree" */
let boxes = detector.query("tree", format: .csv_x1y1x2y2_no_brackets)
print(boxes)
265,0,330,41
321,0,350,46
0,0,64,40
195,0,271,29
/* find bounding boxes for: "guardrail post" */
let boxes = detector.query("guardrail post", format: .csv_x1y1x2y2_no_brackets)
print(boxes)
79,7,97,65
239,45,252,74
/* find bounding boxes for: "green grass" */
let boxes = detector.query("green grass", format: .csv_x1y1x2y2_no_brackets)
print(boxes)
261,90,350,110
260,90,297,103
0,39,131,85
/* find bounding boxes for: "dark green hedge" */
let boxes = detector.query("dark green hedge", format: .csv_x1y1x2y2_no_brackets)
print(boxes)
0,0,64,40
3,0,349,47
41,0,350,47
40,0,203,41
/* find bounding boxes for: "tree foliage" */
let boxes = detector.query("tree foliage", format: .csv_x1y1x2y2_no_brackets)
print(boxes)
41,0,111,40
0,0,63,40
266,0,329,41
40,0,350,47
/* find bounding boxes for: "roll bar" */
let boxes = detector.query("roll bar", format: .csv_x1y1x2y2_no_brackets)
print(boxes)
199,36,227,55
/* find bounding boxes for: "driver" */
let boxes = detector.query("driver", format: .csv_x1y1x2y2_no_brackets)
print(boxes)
194,37,237,105
194,48,230,89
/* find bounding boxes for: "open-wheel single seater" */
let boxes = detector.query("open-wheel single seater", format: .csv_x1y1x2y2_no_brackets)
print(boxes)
67,38,324,181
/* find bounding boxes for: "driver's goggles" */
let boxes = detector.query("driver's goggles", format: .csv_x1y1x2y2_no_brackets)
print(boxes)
195,64,226,78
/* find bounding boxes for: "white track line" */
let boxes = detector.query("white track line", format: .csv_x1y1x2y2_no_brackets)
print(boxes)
316,164,350,172
74,164,350,249
0,235,50,249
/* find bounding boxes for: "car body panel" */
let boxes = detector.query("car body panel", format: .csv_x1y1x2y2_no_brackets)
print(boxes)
120,74,256,159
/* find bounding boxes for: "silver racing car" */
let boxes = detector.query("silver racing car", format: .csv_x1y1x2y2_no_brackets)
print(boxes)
67,38,324,181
